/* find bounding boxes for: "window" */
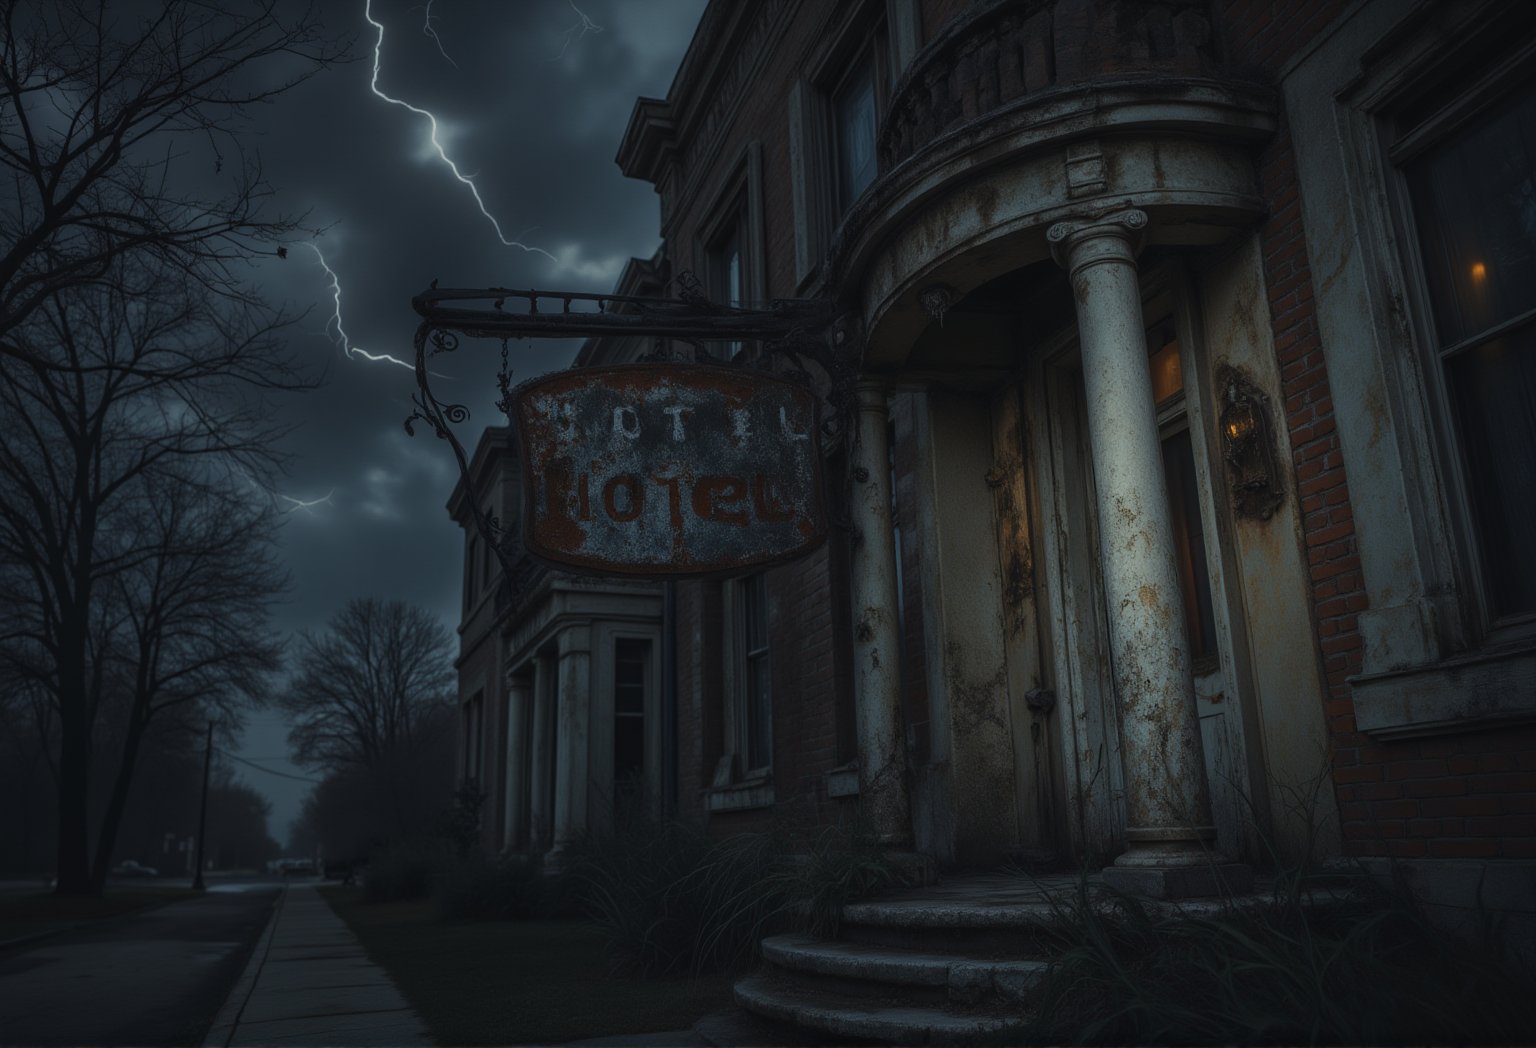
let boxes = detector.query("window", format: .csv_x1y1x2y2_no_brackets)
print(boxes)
734,574,772,775
787,9,893,285
1398,78,1536,625
694,143,764,358
465,533,478,608
1285,4,1536,732
708,221,745,310
832,49,878,212
706,214,747,359
613,638,648,798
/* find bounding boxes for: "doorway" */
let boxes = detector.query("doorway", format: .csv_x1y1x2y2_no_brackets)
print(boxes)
1022,294,1258,862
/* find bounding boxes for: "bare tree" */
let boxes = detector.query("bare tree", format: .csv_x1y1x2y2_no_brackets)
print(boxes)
280,599,457,836
87,473,285,888
0,0,346,362
0,263,299,894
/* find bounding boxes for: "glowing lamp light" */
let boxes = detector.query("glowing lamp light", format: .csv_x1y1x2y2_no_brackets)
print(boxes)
1224,402,1258,444
1218,373,1282,521
1471,261,1487,281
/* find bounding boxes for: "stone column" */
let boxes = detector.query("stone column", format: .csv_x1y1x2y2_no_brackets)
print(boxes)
529,654,555,853
1047,209,1249,897
502,672,531,851
849,381,913,847
550,627,592,860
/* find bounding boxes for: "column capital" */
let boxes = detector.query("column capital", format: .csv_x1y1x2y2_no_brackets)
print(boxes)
854,378,893,413
504,666,533,695
557,626,591,658
1047,208,1148,276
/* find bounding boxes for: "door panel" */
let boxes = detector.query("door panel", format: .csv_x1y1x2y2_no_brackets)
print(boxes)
990,385,1055,854
1028,355,1125,861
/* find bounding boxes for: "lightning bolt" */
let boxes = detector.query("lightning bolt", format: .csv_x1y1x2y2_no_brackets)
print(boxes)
555,1,603,60
239,471,338,518
364,0,555,262
415,0,457,68
278,489,336,516
307,244,416,371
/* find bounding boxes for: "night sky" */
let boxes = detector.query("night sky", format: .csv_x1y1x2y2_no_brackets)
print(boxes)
228,0,708,841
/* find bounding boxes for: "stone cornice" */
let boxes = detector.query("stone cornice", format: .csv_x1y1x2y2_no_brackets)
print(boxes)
614,0,798,236
615,97,674,184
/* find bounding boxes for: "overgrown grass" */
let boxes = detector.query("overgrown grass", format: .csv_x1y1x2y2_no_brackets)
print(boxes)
320,886,733,1044
567,811,900,977
1020,868,1534,1045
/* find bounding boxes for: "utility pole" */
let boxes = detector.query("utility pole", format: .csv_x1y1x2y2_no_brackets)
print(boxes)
192,722,212,891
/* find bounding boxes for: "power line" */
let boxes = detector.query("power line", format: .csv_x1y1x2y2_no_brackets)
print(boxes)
216,747,323,784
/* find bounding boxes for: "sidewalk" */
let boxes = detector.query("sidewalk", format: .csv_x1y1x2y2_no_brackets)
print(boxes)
204,884,433,1047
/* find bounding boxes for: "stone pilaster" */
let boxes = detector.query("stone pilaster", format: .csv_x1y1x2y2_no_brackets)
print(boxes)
849,381,913,847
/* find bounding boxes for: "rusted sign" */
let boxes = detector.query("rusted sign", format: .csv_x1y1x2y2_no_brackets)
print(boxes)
512,364,826,577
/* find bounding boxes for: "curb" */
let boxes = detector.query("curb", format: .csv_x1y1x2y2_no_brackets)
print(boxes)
201,886,287,1048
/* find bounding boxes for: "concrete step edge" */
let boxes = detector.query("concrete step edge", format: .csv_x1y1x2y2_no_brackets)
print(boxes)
761,932,1049,1000
839,898,1061,930
733,971,1027,1045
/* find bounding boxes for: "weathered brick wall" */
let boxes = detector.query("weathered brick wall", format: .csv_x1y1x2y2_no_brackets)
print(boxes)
659,5,876,834
1217,0,1536,861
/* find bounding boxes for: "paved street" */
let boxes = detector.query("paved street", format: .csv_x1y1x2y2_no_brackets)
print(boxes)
0,885,278,1046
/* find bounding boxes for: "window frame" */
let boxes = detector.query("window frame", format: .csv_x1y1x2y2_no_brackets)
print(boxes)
1284,0,1536,737
788,3,898,288
611,635,650,797
1380,58,1536,642
693,141,766,358
727,573,773,780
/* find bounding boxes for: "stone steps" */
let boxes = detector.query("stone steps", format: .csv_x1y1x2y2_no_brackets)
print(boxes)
760,933,1047,1005
733,971,1027,1045
719,870,1362,1043
721,875,1069,1042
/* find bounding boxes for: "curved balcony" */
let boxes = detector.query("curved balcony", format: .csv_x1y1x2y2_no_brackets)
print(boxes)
879,0,1220,172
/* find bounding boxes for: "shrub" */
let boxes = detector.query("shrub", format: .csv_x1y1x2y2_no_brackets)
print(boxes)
432,854,567,921
362,839,445,903
568,811,898,977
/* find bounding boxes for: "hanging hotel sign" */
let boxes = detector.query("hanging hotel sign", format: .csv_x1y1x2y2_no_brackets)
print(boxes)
512,364,827,577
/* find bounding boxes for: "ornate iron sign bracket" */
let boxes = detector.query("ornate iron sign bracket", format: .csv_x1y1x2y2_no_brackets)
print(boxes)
406,275,851,600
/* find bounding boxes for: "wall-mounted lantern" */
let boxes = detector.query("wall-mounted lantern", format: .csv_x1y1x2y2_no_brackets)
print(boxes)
1218,367,1284,521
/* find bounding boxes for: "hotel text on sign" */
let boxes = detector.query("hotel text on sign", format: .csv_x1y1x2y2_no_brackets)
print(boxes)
512,364,827,576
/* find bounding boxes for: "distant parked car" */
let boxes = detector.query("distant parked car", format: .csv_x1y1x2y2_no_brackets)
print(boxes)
111,860,158,878
278,858,316,877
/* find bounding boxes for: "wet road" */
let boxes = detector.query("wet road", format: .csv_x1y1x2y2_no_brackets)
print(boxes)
0,885,279,1046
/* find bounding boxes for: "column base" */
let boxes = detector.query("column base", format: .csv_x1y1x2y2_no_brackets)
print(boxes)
882,849,937,887
1102,861,1254,900
542,843,576,875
